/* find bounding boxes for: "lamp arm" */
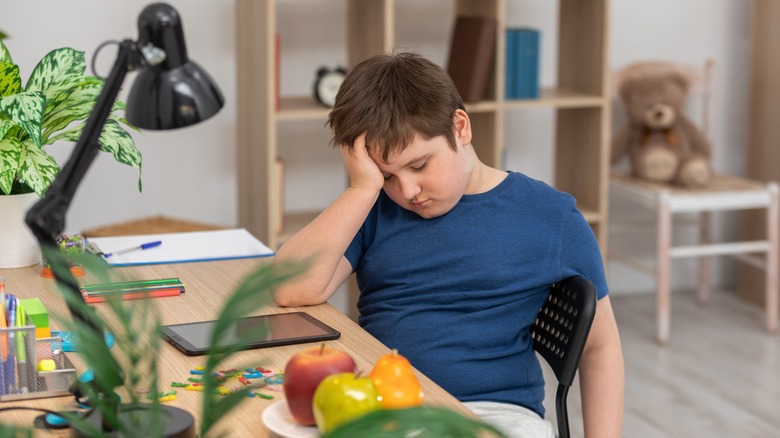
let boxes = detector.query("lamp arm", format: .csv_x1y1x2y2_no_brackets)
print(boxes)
25,39,141,329
26,40,139,243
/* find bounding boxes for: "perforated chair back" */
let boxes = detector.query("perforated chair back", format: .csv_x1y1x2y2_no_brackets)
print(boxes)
531,276,598,438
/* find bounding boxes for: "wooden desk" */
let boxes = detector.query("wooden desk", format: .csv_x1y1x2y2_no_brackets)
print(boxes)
0,259,468,435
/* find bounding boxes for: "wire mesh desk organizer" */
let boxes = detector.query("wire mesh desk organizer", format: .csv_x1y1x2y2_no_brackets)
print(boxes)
0,323,77,401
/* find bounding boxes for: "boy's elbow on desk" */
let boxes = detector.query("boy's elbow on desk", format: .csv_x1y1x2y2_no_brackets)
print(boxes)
271,285,326,307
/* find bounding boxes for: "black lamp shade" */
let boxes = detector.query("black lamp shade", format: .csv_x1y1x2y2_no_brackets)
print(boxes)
126,61,224,130
125,2,224,129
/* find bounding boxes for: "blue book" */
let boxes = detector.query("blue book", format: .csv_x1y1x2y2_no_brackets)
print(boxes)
507,28,540,99
505,29,517,99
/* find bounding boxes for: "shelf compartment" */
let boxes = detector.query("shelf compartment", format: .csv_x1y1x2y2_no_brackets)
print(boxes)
276,97,332,121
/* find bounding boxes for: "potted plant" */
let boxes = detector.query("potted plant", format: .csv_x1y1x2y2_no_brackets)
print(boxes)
0,39,141,268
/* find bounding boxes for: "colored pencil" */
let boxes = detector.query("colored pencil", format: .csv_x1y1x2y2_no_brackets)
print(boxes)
84,288,183,304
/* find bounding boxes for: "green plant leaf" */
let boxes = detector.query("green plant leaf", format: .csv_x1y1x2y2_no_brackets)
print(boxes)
0,117,12,139
98,119,142,168
0,39,11,64
0,90,44,146
41,75,103,119
0,62,21,96
323,406,507,438
17,140,59,197
0,136,21,194
25,47,86,93
46,119,142,177
41,90,103,143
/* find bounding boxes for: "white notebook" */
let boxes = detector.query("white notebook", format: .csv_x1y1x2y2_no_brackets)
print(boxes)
86,228,274,266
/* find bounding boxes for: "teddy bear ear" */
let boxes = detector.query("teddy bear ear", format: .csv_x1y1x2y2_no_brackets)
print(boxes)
667,71,690,94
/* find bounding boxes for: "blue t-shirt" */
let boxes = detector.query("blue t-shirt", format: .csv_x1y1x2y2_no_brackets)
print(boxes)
344,171,608,417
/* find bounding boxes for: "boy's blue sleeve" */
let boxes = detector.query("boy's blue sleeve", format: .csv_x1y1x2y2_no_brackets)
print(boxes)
558,205,609,299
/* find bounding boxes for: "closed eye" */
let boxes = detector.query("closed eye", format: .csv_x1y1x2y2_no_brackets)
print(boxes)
411,161,428,172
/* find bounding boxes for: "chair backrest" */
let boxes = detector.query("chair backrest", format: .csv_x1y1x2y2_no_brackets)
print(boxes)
612,59,715,140
532,275,597,438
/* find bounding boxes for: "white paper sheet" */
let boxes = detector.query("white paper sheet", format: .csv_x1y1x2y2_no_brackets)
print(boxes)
86,228,274,266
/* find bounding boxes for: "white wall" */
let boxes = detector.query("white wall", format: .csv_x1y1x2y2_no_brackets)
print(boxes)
5,0,238,232
5,0,753,295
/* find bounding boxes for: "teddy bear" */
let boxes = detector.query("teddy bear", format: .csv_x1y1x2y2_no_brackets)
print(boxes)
611,65,713,188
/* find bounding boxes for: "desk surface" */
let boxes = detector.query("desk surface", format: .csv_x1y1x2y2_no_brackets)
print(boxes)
0,258,468,436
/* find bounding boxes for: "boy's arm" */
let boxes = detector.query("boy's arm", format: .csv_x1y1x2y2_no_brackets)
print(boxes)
578,295,625,437
272,134,384,306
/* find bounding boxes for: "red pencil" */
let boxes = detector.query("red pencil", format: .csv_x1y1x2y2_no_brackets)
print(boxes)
83,288,182,304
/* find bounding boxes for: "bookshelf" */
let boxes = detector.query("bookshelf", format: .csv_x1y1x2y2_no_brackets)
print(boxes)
235,0,611,253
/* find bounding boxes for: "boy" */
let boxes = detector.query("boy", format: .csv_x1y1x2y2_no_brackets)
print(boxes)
272,52,624,437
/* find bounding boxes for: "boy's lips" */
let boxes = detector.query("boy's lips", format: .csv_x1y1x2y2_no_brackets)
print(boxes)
410,199,430,207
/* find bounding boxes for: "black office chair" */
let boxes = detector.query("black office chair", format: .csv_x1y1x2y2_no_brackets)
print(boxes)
531,275,598,438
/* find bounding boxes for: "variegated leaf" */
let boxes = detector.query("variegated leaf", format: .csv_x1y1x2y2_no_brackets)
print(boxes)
18,140,59,197
0,91,44,146
26,48,86,93
0,40,11,64
42,75,102,118
0,62,21,96
41,86,103,144
0,118,12,139
48,120,142,171
0,136,21,194
98,119,142,170
110,114,141,133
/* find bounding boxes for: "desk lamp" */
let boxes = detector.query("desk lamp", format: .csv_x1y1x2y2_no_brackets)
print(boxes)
25,3,223,436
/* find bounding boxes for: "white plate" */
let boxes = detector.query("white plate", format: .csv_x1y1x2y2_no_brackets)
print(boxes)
262,399,320,438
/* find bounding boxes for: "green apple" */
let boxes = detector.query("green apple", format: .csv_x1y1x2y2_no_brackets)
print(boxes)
312,372,382,434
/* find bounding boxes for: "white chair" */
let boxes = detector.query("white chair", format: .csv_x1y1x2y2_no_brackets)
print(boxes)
608,60,780,344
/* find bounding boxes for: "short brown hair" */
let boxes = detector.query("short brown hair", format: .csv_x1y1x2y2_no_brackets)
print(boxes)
328,52,465,161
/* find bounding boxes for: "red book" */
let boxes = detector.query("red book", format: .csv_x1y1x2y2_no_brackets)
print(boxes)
446,16,498,103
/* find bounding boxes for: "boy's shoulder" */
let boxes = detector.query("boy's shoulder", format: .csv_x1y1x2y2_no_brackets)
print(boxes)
505,171,575,204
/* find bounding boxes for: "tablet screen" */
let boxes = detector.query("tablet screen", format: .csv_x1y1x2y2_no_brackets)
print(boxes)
161,312,340,356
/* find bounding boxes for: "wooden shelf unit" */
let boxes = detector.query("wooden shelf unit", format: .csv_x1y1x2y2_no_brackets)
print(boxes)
236,0,611,251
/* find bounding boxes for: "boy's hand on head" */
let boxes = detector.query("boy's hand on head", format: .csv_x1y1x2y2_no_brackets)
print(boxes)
341,133,384,193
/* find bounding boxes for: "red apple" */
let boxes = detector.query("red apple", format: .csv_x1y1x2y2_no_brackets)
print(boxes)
283,344,357,425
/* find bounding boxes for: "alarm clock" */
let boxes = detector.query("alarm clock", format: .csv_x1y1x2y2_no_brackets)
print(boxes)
313,66,347,108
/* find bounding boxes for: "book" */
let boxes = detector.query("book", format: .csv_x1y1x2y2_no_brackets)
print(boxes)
506,28,540,99
446,15,498,103
505,29,517,99
86,228,274,266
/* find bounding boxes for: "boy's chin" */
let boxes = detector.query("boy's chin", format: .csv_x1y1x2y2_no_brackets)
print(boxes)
406,204,453,219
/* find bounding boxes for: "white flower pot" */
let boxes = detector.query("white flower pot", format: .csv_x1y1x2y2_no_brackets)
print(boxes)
0,193,42,268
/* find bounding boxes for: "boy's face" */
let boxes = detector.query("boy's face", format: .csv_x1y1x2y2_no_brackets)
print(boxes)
369,133,473,219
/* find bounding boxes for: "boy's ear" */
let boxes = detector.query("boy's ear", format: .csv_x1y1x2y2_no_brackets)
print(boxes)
453,109,472,146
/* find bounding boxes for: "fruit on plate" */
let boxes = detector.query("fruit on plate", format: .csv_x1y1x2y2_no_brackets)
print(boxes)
283,344,357,425
312,372,382,434
369,349,424,409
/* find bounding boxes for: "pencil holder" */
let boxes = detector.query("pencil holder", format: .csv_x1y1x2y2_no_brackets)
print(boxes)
0,319,77,401
40,234,87,278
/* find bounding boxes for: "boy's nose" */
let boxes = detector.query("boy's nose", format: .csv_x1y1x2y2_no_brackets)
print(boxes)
398,177,421,200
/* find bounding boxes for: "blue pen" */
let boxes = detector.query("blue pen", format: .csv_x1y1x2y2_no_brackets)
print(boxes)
103,241,162,258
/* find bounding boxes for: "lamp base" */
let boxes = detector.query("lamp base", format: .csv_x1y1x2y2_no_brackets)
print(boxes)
73,403,195,438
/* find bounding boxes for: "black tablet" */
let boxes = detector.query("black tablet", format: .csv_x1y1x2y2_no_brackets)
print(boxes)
160,312,341,356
